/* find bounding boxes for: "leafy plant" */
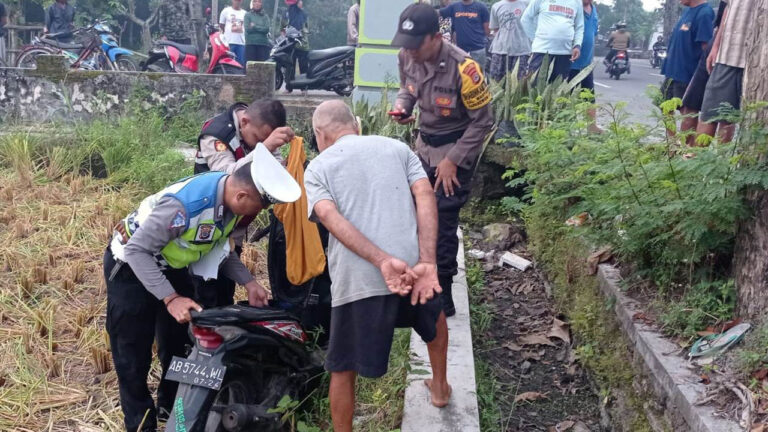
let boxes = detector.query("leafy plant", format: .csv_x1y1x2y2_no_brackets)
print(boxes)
658,280,736,338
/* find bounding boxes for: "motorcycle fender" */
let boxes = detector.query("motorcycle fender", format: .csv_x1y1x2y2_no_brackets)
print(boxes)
271,52,292,68
164,350,225,432
107,47,134,63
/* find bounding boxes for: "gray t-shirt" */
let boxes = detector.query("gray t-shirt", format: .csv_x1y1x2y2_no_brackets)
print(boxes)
490,0,531,56
304,135,427,307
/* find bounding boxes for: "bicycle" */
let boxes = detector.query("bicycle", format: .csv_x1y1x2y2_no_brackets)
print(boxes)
15,24,115,71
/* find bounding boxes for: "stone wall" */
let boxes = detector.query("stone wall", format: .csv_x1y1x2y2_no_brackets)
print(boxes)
0,55,275,124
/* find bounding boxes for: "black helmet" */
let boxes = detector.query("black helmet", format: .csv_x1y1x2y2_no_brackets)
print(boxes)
616,21,627,29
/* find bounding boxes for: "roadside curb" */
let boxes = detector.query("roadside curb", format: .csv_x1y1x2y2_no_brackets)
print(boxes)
401,230,481,432
596,264,742,432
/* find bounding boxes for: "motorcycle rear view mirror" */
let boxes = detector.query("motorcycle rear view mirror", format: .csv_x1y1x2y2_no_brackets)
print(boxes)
205,7,212,17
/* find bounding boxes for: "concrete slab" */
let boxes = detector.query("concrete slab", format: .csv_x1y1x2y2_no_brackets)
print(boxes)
401,230,480,432
596,265,741,432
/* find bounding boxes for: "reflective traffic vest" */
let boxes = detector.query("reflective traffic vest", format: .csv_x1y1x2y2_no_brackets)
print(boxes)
122,172,241,269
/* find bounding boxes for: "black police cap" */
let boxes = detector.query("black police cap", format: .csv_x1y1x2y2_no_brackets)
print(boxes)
391,3,440,50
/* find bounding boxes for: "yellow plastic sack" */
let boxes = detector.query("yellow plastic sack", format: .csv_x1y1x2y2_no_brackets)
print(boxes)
273,137,327,285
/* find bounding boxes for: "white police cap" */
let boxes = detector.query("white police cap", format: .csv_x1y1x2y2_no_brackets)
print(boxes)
250,143,301,204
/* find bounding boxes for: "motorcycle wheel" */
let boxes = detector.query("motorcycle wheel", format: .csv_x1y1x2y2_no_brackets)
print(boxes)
212,64,245,75
205,376,255,432
15,47,56,69
275,68,284,91
115,56,139,71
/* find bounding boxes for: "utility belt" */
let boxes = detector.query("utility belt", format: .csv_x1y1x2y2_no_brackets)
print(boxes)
419,129,466,148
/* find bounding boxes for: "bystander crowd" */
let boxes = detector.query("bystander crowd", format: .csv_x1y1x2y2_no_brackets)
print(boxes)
570,0,600,133
660,0,714,143
245,0,272,62
521,0,584,82
440,0,491,66
220,0,247,67
157,0,193,44
488,0,530,81
696,0,749,143
347,0,359,46
44,0,75,42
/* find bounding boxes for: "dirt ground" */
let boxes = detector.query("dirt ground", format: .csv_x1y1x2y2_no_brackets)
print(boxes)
467,234,605,432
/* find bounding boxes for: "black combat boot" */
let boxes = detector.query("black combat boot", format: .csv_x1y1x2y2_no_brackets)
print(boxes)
439,274,455,317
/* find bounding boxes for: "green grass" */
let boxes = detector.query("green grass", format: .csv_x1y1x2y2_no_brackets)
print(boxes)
465,257,504,431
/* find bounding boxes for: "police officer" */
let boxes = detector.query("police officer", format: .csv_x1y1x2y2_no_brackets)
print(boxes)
390,3,494,317
194,98,294,308
104,149,300,432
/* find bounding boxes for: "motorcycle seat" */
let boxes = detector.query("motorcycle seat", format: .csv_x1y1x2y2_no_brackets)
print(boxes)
308,46,354,62
40,37,83,50
156,40,199,56
192,303,300,327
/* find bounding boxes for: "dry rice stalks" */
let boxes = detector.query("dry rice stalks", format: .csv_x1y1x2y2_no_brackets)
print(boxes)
90,347,111,374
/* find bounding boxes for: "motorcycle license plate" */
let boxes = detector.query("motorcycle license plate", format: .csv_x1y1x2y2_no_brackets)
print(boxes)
165,356,227,390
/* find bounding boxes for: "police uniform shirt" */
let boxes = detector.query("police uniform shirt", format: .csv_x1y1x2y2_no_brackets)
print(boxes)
199,106,256,174
396,41,494,169
121,176,254,300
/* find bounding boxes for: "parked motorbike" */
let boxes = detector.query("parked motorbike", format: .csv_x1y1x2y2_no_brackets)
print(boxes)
15,24,113,71
650,48,666,69
142,9,243,74
606,50,630,80
270,26,354,96
95,22,139,71
162,303,324,432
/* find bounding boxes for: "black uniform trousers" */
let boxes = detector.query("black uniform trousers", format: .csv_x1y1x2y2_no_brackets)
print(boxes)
103,249,194,432
420,159,474,289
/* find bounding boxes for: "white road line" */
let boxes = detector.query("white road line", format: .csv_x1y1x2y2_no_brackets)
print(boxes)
650,73,665,78
594,81,611,88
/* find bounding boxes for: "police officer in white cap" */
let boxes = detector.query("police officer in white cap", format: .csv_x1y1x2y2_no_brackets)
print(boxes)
103,145,300,432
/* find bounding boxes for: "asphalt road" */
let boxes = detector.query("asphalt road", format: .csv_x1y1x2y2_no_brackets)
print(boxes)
592,56,666,126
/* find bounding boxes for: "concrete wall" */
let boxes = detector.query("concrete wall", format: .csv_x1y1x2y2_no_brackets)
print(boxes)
0,55,275,124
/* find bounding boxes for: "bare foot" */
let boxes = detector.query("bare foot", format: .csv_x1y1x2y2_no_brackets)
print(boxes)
424,379,452,408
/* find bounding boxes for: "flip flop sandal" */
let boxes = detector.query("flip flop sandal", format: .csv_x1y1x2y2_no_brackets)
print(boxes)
689,323,751,358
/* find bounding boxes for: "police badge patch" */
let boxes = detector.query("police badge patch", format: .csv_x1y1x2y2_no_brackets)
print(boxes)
195,224,215,242
215,140,228,152
169,210,186,229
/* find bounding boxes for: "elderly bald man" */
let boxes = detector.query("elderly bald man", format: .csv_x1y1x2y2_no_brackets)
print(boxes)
304,100,452,431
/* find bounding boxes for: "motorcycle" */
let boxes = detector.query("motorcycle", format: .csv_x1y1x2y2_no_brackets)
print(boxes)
142,9,243,75
607,50,630,80
650,48,666,69
163,303,324,432
95,22,139,71
15,24,113,71
164,215,331,432
269,26,355,96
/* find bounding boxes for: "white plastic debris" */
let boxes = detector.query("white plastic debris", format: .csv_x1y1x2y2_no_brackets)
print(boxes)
498,252,532,271
467,249,486,259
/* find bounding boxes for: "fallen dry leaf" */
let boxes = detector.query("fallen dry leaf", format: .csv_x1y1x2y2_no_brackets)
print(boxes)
565,212,589,227
586,246,613,275
696,330,717,337
548,318,571,344
519,334,557,347
721,318,743,333
751,424,766,432
549,420,575,432
504,342,523,352
752,369,768,381
514,391,548,403
699,374,711,385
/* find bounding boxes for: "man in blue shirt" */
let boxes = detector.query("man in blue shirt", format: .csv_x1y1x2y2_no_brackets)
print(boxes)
569,0,600,133
440,0,491,67
660,0,714,140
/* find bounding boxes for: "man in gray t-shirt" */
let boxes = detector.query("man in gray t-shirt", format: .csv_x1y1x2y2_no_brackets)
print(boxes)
304,100,451,431
489,0,532,80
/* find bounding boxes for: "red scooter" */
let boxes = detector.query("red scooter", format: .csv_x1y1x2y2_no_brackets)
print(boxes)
141,8,243,74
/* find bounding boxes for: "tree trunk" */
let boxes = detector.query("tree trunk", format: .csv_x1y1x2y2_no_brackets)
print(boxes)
122,0,160,52
733,0,768,321
662,0,680,40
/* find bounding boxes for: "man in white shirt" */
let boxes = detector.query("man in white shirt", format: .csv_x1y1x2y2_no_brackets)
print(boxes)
219,0,247,67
